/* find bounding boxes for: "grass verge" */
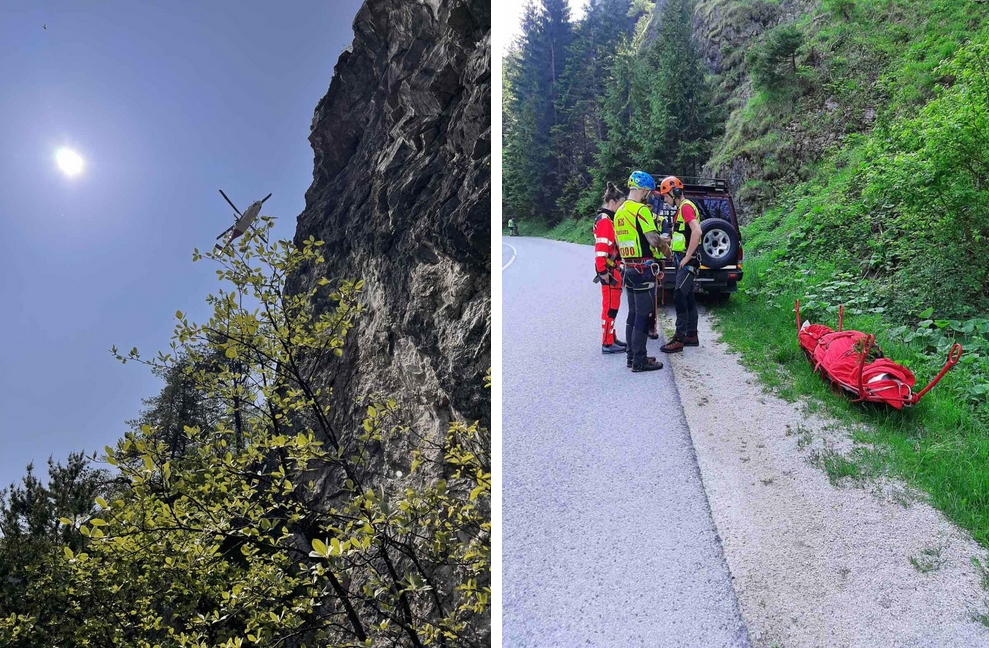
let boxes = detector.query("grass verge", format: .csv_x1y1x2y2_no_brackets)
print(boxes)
709,256,989,546
503,217,595,245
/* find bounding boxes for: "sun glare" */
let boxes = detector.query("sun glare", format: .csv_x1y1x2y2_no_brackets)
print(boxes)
56,148,84,177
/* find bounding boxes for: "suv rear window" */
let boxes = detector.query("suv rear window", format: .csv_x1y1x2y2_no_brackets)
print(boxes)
693,197,734,225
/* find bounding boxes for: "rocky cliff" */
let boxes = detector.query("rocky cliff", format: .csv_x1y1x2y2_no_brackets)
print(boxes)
287,0,490,439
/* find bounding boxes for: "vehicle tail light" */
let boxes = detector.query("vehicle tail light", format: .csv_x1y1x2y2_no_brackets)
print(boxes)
737,246,743,269
728,273,739,280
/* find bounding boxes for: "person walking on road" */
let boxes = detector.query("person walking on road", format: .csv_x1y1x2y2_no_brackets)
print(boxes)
614,171,672,373
657,175,703,353
508,217,518,236
594,182,628,355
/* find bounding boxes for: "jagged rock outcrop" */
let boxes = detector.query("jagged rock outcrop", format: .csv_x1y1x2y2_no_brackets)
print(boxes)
287,0,490,441
688,0,822,220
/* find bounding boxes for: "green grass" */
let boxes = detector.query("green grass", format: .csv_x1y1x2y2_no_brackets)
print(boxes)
710,256,989,546
909,543,947,573
809,446,865,487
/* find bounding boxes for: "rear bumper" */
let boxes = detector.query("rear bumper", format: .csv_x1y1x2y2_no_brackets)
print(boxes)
661,265,743,293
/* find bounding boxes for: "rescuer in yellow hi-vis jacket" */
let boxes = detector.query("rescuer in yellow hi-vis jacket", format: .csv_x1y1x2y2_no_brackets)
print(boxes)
613,171,672,373
657,175,703,353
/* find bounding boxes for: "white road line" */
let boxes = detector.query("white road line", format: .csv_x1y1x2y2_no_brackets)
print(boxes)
502,242,517,271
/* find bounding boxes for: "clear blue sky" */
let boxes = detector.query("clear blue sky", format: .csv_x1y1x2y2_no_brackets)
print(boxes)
0,0,365,487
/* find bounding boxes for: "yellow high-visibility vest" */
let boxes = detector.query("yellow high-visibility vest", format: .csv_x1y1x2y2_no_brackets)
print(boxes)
613,200,658,259
671,199,700,253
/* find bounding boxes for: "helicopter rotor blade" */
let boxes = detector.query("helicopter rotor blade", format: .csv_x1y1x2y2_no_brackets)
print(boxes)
215,224,235,240
218,189,242,216
260,192,272,204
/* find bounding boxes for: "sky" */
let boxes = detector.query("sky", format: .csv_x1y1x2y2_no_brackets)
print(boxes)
0,0,365,488
498,0,590,51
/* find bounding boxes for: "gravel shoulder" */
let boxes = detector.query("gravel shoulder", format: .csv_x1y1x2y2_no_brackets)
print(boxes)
663,305,989,648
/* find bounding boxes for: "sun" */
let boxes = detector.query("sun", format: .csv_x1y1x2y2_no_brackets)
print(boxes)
56,148,84,177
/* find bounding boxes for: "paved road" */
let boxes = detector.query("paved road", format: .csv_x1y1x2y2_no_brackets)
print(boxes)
502,237,749,648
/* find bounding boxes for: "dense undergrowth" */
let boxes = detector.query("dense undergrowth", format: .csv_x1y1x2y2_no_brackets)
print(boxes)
712,0,989,218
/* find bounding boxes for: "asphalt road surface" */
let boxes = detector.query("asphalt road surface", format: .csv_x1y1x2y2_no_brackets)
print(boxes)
502,237,749,648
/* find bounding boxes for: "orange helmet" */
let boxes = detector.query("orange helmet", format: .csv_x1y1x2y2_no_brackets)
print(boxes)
658,176,684,196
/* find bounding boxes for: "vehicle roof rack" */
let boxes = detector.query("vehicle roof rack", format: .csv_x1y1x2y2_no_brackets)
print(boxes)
649,174,729,194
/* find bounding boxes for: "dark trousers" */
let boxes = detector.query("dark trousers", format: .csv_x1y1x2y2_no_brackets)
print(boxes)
646,282,658,334
623,263,657,368
673,265,698,337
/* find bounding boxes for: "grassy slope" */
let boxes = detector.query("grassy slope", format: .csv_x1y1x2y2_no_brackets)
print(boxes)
703,1,989,544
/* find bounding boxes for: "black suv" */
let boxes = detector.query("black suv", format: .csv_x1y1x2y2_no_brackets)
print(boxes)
651,176,743,302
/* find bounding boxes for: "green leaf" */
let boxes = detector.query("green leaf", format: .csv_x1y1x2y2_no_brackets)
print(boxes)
225,347,238,359
919,307,934,319
311,538,328,558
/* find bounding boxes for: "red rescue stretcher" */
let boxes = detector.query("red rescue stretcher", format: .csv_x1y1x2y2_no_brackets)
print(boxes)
795,300,963,410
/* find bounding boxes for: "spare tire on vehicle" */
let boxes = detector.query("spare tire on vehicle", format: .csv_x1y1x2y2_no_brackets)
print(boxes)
699,218,739,269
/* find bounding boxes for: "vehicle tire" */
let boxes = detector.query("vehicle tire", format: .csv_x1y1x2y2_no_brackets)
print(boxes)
699,218,739,270
709,292,731,305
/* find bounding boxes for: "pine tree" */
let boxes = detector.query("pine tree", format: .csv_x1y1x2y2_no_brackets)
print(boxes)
554,0,636,217
127,348,225,460
588,3,654,205
503,4,545,221
0,453,112,645
647,0,717,175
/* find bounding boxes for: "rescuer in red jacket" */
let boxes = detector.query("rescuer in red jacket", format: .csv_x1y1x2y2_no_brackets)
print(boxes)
595,182,628,354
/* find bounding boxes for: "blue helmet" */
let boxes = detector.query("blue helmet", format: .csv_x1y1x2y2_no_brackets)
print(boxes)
628,170,656,191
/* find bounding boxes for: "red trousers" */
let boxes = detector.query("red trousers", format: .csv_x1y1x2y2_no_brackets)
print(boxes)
601,267,623,345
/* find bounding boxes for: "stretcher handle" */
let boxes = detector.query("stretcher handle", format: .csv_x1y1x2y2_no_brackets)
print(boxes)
913,343,964,403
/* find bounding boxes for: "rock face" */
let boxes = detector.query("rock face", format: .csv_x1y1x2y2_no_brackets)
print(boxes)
288,0,490,440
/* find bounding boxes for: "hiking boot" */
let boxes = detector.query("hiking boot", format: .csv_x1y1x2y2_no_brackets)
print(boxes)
614,338,627,348
648,329,660,340
684,332,699,347
660,336,685,354
601,343,625,354
627,355,656,368
632,359,664,372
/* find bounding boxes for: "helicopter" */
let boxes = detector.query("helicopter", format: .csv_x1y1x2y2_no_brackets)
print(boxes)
214,190,271,250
